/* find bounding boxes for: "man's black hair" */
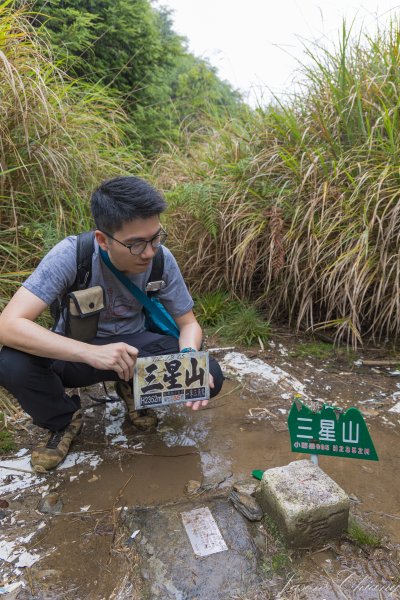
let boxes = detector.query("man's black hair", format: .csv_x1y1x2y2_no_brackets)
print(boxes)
90,176,167,233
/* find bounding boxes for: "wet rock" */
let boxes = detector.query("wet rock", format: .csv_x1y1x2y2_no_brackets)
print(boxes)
233,480,259,497
184,480,202,496
37,492,63,514
349,494,360,503
201,467,233,491
229,490,263,521
0,510,7,520
122,498,260,599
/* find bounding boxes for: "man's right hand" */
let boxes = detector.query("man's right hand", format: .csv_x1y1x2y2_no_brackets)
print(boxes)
86,343,138,381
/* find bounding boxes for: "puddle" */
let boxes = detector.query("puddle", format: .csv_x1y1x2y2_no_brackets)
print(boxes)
55,442,202,512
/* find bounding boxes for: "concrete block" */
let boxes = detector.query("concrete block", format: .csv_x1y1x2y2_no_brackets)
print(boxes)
257,459,349,548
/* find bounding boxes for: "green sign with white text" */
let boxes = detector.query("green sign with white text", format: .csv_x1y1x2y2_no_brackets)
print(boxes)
288,400,378,461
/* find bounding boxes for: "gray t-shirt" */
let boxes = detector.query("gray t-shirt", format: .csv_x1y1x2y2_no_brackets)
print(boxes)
23,236,194,337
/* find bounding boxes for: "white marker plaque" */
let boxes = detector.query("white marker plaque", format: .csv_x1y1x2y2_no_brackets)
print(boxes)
181,507,228,557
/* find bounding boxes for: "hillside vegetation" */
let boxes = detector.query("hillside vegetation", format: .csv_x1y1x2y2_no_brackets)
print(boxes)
0,1,137,305
156,22,400,346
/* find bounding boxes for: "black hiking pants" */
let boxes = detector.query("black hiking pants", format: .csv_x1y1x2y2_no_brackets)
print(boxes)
0,331,224,431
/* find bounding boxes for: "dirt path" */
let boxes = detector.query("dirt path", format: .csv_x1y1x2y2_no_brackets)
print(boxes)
1,334,400,598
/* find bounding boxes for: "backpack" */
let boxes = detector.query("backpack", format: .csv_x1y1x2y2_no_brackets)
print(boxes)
50,231,165,333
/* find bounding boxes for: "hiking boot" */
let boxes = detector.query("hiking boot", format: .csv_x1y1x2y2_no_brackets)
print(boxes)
31,410,83,473
115,381,158,432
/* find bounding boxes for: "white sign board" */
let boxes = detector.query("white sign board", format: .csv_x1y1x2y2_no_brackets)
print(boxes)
133,351,209,410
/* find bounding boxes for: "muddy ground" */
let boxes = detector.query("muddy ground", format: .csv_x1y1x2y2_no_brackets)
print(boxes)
1,328,400,599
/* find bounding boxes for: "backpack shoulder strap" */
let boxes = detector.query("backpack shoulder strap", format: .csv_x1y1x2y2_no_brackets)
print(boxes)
147,247,165,297
50,231,95,327
74,231,95,291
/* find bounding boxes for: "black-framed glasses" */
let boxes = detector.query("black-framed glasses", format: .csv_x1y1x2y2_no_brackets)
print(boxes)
102,228,168,255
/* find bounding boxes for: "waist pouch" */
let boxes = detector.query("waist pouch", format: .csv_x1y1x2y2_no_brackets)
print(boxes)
66,286,105,342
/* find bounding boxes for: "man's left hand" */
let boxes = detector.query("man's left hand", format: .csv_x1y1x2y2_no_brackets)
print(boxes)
185,374,214,411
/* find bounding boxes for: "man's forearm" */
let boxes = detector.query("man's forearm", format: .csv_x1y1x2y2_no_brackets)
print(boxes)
0,317,139,381
0,317,89,362
178,321,203,351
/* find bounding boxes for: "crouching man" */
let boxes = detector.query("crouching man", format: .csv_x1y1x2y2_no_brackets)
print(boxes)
0,176,223,472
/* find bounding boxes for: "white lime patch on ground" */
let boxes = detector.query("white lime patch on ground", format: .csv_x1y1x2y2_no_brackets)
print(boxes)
0,581,24,594
389,401,400,414
14,448,30,458
58,451,102,470
221,352,307,395
105,400,128,447
278,344,289,356
0,532,40,568
0,453,41,495
1,450,102,495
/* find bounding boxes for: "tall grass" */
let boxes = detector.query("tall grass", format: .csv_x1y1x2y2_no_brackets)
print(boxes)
0,1,140,308
155,19,400,347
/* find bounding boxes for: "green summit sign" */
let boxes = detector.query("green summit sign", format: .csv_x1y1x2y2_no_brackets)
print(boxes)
288,399,378,461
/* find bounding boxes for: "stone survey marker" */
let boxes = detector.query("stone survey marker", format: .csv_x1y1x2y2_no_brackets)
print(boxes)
288,398,378,461
258,459,350,548
133,351,209,409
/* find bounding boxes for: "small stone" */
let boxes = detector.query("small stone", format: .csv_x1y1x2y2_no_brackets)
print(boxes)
233,480,259,497
110,407,121,416
184,480,202,496
37,492,63,514
349,494,360,503
339,541,353,555
0,510,7,520
0,499,9,508
362,466,373,473
229,490,263,521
